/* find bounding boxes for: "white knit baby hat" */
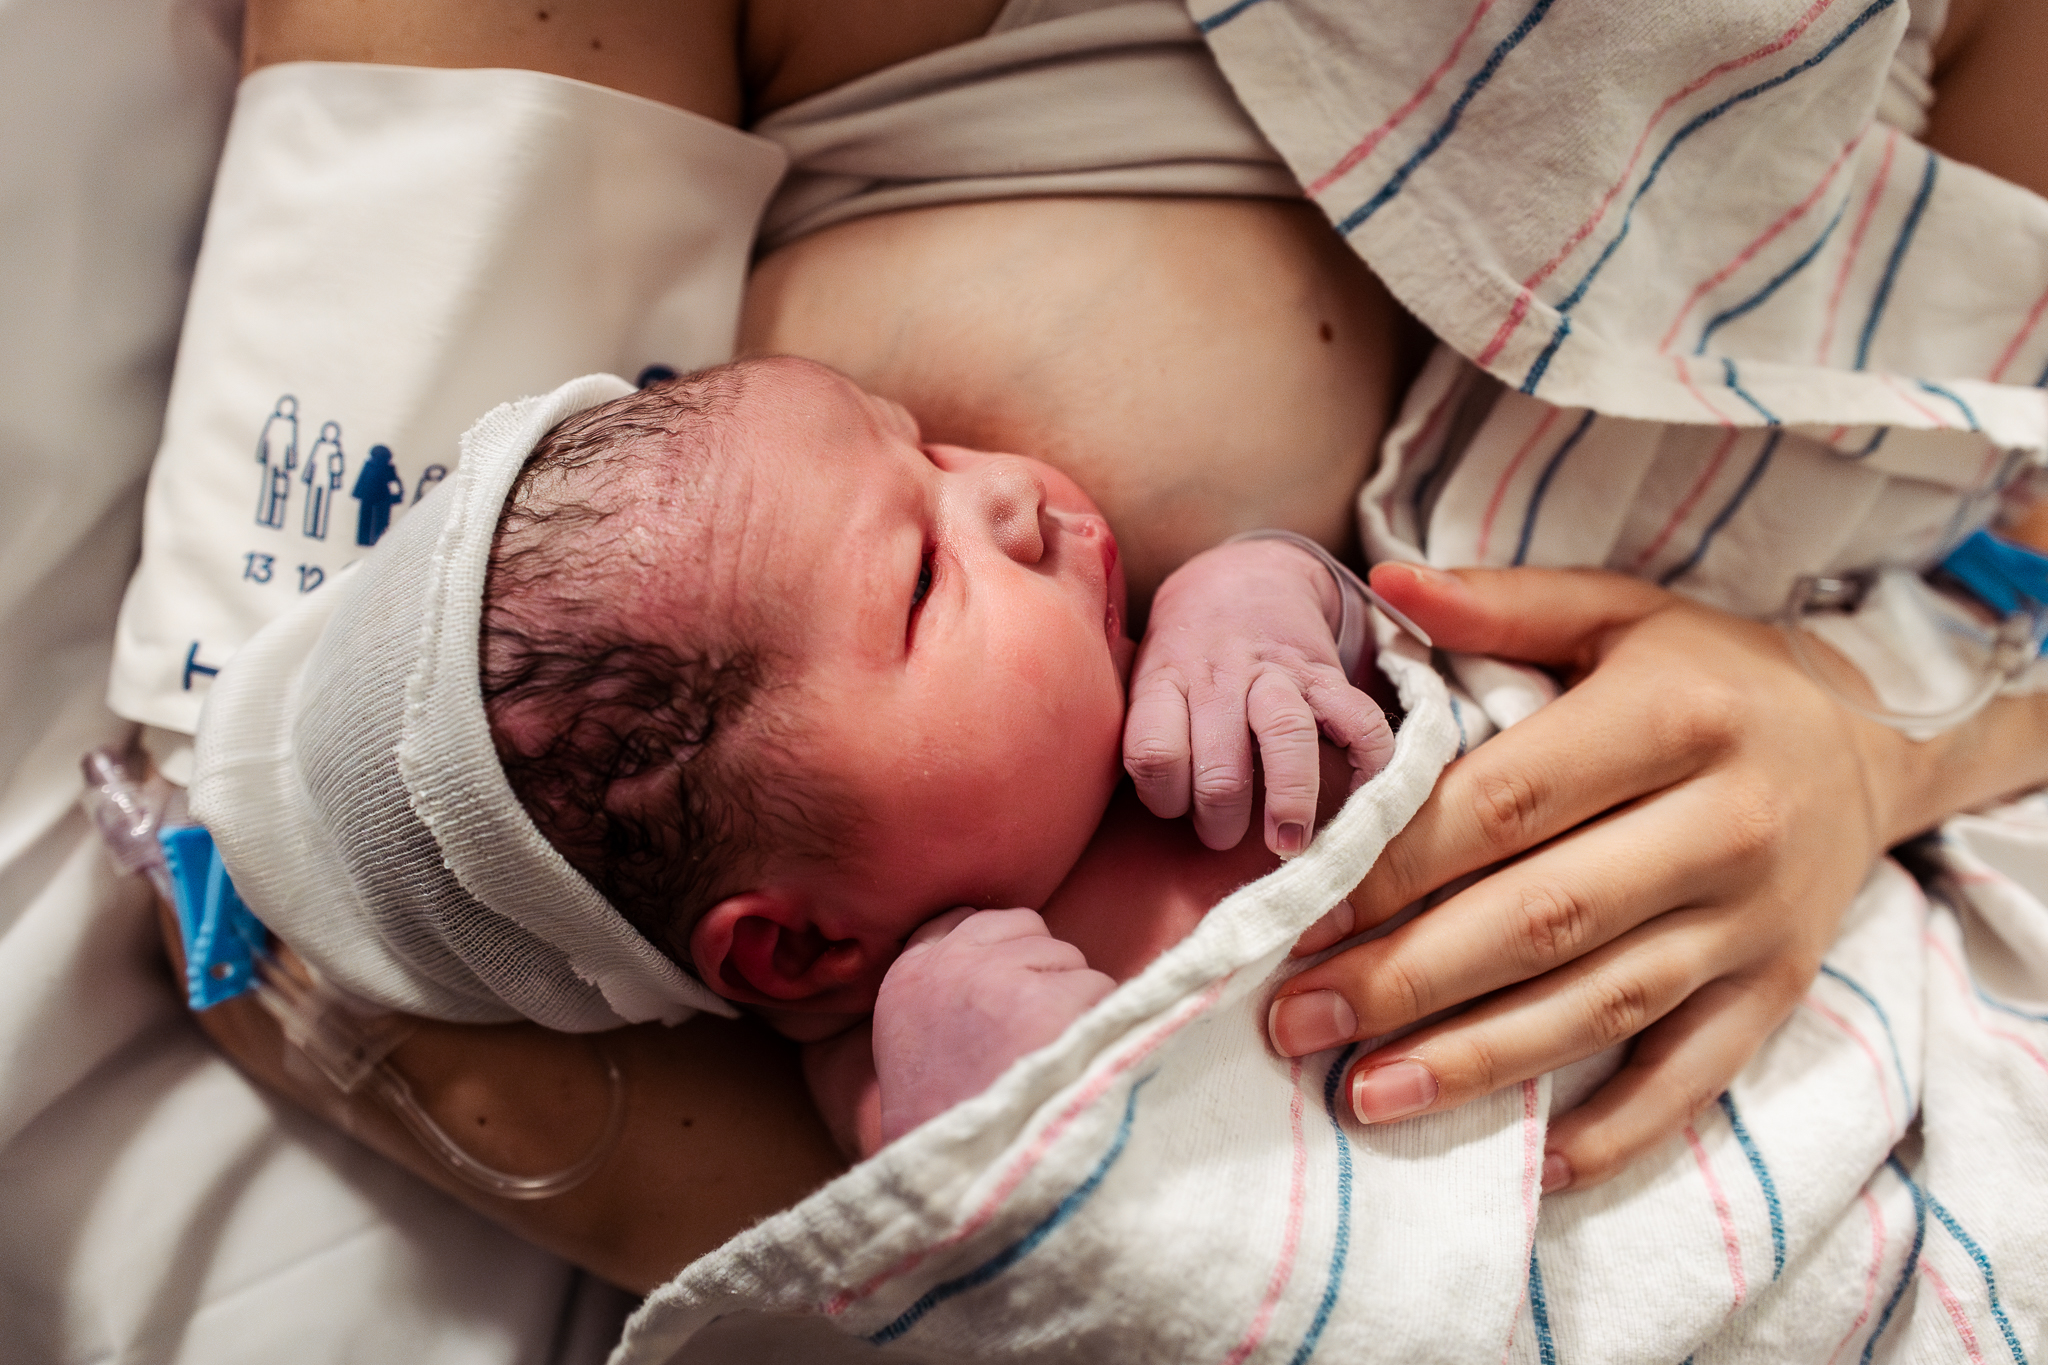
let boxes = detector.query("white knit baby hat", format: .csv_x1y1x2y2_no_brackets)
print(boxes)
191,374,735,1030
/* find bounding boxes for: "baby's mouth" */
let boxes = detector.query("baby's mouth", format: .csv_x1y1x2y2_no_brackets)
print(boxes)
1049,509,1127,641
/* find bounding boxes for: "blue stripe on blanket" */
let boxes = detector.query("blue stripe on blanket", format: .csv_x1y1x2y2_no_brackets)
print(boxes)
1528,1247,1559,1365
1848,427,1890,459
1915,379,1980,432
1523,0,1900,394
1694,198,1849,357
1717,1093,1785,1280
1512,410,1597,565
1194,0,1269,34
866,1075,1153,1345
1854,149,1938,371
1970,978,2048,1025
1285,1044,1360,1365
1721,358,1781,425
1864,1157,1928,1365
1927,1192,2029,1365
1409,433,1461,554
1337,0,1559,235
1658,430,1781,587
1819,964,1913,1109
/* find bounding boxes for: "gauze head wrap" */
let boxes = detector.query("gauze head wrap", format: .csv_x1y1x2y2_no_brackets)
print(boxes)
191,374,735,1030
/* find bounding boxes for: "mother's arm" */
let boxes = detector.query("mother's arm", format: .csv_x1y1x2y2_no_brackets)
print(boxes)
163,906,844,1291
1270,564,2048,1190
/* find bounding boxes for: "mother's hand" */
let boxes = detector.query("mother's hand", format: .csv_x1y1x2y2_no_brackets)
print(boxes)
1267,563,1927,1192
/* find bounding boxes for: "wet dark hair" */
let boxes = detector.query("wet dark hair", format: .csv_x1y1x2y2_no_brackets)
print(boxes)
479,365,834,967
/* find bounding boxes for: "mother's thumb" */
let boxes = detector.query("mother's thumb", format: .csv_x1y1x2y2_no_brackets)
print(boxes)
1367,562,1669,663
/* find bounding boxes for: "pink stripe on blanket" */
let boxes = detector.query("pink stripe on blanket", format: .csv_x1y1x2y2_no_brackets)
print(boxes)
1630,425,1741,574
1921,1258,1988,1363
1658,132,1863,354
1474,407,1561,561
1499,1078,1544,1365
1673,354,1741,426
1803,996,1900,1133
1878,372,1948,427
1304,0,1501,199
1685,1124,1749,1313
1819,127,1900,364
824,976,1233,1316
1475,0,1845,368
1925,932,2048,1079
1219,1057,1310,1365
1825,1190,1890,1365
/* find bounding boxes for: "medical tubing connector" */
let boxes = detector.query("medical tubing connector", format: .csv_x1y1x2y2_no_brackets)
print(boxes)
246,949,625,1201
80,745,624,1201
1778,531,2048,734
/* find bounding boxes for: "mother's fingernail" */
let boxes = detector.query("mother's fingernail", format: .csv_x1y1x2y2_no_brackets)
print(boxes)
1541,1152,1573,1193
1350,1059,1438,1124
1372,561,1454,589
1268,989,1357,1056
1292,898,1357,956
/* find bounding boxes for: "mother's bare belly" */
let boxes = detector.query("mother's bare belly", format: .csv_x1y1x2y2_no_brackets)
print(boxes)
739,196,1416,610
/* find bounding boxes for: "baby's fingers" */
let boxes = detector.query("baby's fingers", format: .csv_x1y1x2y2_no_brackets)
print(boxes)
1124,672,1196,819
1309,678,1396,791
1247,671,1321,857
1187,675,1256,852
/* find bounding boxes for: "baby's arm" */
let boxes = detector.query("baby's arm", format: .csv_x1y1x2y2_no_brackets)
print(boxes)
1124,535,1396,857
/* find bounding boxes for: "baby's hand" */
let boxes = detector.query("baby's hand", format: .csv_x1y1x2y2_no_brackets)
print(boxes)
872,908,1115,1145
1124,538,1394,857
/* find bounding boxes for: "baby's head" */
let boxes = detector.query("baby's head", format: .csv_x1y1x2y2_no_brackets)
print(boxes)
482,357,1134,1027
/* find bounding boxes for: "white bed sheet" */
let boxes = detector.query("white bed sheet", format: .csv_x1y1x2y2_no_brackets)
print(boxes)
0,1,634,1360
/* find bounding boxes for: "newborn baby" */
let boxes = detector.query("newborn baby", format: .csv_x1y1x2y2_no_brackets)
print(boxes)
479,356,1395,1152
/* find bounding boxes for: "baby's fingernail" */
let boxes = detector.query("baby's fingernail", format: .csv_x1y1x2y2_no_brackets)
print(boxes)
1275,822,1309,858
1350,1059,1438,1124
1541,1152,1574,1193
1293,898,1357,956
1268,989,1357,1057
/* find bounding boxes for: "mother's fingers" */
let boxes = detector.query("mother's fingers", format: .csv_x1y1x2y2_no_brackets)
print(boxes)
1333,906,1730,1125
1351,659,1732,925
1281,786,1745,1040
1542,971,1804,1191
1367,562,1671,664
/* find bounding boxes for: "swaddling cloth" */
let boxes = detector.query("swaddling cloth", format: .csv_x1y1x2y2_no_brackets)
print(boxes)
109,63,784,742
615,614,2048,1364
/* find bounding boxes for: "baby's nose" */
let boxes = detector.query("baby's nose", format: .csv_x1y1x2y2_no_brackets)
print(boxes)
980,462,1047,564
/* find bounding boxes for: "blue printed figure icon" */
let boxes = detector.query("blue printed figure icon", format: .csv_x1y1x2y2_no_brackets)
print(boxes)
302,421,344,539
352,444,406,546
254,395,299,529
413,463,447,504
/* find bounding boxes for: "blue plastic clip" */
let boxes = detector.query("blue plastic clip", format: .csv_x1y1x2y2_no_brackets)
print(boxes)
159,826,267,1010
1939,529,2048,654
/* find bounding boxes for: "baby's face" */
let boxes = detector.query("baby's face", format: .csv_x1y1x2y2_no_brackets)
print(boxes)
623,358,1133,964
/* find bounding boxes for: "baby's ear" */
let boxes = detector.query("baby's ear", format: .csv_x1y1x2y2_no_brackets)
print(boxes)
691,889,881,1010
